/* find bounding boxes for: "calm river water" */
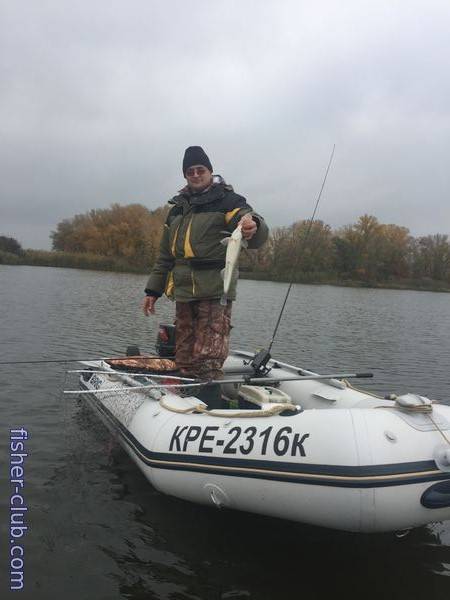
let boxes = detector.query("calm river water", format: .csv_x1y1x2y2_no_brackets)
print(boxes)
1,265,449,599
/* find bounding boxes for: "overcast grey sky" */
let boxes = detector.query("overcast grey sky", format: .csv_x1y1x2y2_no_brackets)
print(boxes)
1,0,449,249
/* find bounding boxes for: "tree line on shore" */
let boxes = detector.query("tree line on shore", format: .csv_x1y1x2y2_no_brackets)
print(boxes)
1,204,449,289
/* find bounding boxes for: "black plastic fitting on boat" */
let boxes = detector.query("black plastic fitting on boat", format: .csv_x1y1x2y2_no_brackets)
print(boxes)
156,323,176,357
420,480,450,508
126,345,141,357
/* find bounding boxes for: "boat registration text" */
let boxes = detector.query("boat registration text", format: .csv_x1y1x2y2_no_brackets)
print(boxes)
169,425,310,457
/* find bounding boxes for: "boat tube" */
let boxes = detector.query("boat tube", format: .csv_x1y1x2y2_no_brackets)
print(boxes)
75,350,450,533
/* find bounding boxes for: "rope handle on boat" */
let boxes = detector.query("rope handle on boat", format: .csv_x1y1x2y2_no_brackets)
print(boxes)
375,400,450,446
343,379,384,399
428,413,450,446
159,397,299,418
374,404,434,413
341,381,450,446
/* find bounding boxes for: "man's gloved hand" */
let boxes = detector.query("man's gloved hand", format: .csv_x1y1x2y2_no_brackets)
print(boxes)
239,214,257,240
142,295,158,316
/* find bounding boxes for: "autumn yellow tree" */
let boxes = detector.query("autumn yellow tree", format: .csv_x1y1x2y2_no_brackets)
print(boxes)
51,203,168,267
334,215,411,281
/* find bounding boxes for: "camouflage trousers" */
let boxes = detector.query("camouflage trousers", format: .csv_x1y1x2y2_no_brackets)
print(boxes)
175,299,232,380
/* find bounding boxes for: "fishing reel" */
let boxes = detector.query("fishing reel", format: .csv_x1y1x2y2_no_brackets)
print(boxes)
250,348,272,376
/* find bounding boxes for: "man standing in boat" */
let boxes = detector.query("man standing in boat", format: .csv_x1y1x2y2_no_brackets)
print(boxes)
142,146,268,407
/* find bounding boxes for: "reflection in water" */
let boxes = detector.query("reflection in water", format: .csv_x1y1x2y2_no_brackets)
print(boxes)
0,265,449,599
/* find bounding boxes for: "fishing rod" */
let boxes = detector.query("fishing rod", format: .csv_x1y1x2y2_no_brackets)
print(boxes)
69,369,197,381
0,355,144,366
251,145,336,375
64,370,373,395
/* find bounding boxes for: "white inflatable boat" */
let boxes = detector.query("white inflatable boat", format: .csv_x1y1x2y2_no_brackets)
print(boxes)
71,349,450,533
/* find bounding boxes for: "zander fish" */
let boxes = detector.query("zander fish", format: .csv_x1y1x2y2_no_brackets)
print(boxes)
220,224,247,305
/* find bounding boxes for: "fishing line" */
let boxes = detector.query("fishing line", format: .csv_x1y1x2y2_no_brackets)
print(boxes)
250,145,335,374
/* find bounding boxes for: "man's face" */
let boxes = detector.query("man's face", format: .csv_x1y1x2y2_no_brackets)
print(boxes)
185,165,213,192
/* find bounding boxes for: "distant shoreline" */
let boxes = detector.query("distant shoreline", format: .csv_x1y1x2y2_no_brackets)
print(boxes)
2,250,449,293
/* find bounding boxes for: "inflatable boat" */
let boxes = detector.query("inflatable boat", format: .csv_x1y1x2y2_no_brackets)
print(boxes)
69,338,450,533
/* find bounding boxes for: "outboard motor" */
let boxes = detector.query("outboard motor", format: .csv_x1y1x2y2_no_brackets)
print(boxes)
156,323,176,357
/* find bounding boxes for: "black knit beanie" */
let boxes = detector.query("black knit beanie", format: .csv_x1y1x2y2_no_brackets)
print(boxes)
182,146,213,175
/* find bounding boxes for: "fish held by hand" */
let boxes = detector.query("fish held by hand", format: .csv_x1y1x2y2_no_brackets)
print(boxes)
220,224,247,306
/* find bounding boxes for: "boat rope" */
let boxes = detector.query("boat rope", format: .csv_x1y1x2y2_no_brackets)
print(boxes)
374,403,433,413
343,379,384,399
159,397,299,418
375,400,450,446
428,413,450,446
158,398,205,414
350,379,450,445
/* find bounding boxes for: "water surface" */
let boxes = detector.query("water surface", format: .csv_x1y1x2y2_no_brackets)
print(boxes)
1,265,449,599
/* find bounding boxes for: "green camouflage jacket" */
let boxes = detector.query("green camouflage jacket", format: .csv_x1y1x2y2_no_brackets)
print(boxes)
145,177,268,302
